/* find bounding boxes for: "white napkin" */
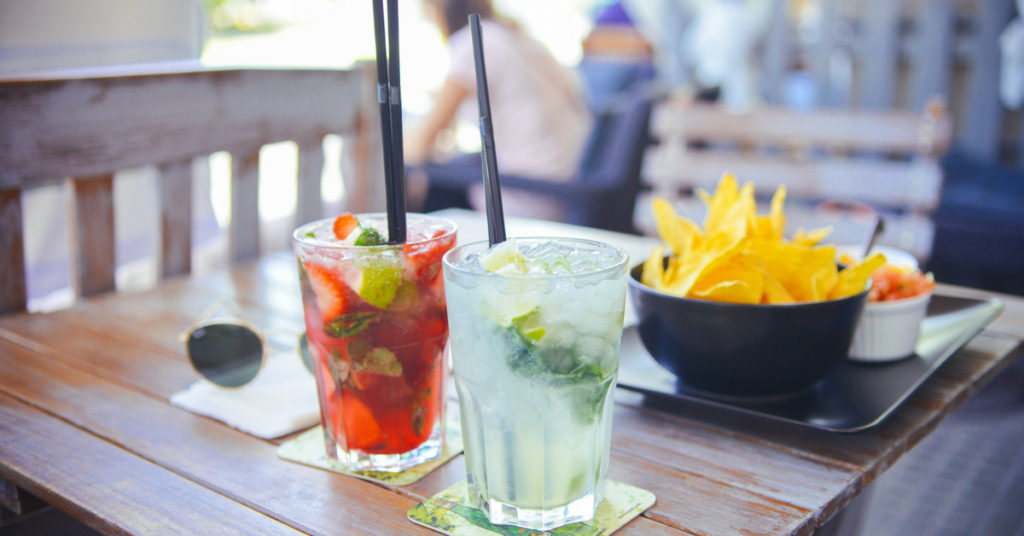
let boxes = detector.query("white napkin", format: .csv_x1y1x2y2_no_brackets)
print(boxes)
170,350,320,439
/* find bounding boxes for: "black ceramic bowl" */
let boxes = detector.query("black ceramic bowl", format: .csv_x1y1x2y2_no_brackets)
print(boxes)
628,262,868,399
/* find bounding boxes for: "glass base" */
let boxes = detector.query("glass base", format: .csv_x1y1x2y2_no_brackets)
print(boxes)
326,425,443,473
473,489,598,532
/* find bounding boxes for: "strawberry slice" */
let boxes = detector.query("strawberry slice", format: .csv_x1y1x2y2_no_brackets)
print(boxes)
304,262,347,323
402,230,454,281
332,213,360,240
341,390,382,450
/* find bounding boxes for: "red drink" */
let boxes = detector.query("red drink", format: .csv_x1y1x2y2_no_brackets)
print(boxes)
293,213,456,471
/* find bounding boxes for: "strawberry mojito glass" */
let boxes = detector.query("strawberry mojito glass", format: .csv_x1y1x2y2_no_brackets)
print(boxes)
293,213,456,472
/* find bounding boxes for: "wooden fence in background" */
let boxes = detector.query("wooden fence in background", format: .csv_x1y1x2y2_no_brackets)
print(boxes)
756,0,1016,164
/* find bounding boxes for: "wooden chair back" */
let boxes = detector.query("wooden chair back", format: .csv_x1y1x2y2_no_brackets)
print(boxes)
639,96,953,260
0,62,380,314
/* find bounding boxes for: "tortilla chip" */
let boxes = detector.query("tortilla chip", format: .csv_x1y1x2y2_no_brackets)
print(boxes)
652,198,702,257
647,174,888,305
829,252,887,299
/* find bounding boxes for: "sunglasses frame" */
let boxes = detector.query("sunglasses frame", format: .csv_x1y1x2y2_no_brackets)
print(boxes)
179,300,310,388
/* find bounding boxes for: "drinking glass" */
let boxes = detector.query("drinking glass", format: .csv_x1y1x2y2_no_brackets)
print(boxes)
442,238,629,530
293,213,456,472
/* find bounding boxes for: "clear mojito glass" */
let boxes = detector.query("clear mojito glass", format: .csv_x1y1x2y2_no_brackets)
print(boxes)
293,213,456,472
442,238,629,531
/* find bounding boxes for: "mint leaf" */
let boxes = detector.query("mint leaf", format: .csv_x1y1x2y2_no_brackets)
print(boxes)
354,226,386,246
354,347,403,376
324,312,378,338
499,324,612,425
411,404,425,436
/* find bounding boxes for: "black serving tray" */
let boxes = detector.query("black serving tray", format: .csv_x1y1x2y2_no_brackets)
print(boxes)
617,293,1004,433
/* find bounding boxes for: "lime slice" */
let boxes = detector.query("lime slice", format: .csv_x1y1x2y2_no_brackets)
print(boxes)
480,240,526,274
506,307,546,343
388,280,419,312
352,261,402,309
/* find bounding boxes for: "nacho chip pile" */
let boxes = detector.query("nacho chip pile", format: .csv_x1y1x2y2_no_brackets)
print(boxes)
643,174,885,304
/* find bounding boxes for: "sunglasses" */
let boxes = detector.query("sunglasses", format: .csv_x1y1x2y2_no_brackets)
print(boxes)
179,300,314,388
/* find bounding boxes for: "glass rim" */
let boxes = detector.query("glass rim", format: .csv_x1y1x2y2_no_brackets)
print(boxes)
442,237,630,279
292,212,457,249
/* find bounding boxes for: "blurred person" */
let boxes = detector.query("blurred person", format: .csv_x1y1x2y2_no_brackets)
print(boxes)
617,0,693,90
620,0,770,107
1001,0,1024,109
578,0,656,111
405,0,591,221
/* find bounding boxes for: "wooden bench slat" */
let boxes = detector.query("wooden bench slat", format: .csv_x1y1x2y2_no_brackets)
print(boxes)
0,68,365,190
651,101,951,155
0,190,26,314
158,158,193,278
0,392,308,536
0,65,382,314
644,148,943,210
230,149,260,262
70,175,115,298
295,139,325,228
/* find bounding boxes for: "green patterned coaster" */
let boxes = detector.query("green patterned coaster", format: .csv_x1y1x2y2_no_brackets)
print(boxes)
408,480,656,535
277,414,463,486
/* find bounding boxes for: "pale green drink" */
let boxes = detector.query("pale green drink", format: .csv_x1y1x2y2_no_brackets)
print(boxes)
442,238,628,531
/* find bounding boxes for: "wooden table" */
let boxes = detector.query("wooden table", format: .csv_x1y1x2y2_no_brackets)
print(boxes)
1,209,1021,535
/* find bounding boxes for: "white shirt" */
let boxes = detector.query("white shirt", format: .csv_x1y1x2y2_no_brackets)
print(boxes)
447,20,591,181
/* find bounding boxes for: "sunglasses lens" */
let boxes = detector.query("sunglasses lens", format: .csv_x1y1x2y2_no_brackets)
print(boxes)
298,333,314,374
187,324,263,387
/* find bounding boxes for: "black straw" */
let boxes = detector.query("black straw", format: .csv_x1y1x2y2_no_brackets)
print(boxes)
469,13,506,246
371,0,407,244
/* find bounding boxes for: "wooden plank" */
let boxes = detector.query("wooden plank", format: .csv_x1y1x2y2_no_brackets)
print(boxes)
295,139,324,228
909,0,955,111
159,157,193,278
0,392,308,536
0,189,26,314
0,475,46,515
0,338,435,536
651,100,949,154
644,148,943,211
0,303,199,399
857,0,902,109
0,269,307,401
0,67,365,190
608,455,817,536
230,149,260,262
69,175,116,298
607,405,857,529
959,0,1014,159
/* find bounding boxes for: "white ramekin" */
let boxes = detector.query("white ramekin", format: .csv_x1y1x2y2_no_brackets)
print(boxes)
848,290,932,362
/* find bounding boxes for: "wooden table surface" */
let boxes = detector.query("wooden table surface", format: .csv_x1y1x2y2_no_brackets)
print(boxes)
1,209,1021,535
